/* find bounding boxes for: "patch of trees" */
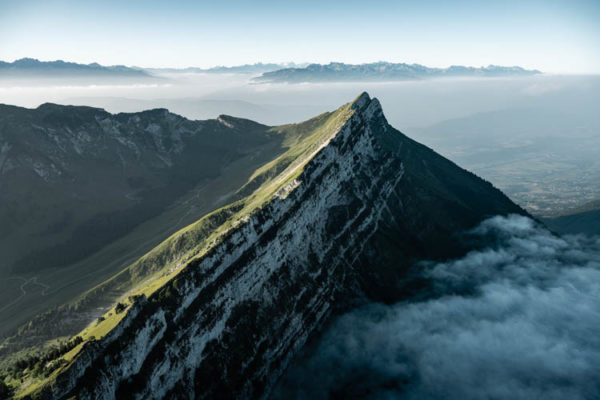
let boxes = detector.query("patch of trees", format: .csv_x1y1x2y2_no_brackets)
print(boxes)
3,336,83,381
115,302,127,314
0,378,13,398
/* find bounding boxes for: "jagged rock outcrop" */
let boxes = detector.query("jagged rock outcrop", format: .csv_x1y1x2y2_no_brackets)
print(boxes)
43,93,524,399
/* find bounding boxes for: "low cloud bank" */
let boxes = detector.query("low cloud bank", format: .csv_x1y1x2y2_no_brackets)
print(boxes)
274,215,600,400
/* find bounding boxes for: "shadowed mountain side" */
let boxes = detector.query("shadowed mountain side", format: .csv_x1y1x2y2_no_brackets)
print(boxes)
544,200,600,236
0,104,287,338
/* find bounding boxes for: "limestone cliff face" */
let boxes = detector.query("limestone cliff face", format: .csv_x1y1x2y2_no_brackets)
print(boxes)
46,94,524,399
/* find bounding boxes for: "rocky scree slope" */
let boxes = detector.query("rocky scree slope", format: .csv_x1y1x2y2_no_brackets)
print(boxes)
38,93,524,399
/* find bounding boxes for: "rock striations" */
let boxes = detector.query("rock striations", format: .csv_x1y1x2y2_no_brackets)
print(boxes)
41,93,524,399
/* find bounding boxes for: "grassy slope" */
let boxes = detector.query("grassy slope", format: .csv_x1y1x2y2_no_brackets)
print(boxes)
0,144,279,336
5,97,357,398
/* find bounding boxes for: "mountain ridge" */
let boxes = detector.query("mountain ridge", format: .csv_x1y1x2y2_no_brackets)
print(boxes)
0,102,285,342
0,58,151,79
143,62,306,75
5,93,526,399
253,61,541,83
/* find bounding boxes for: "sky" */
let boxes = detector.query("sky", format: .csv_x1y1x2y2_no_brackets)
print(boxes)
1,0,599,73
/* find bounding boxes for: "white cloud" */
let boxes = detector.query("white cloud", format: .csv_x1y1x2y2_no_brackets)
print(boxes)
274,215,600,400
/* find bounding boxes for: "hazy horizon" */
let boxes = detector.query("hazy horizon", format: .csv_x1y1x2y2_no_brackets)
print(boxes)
0,57,554,72
1,0,599,74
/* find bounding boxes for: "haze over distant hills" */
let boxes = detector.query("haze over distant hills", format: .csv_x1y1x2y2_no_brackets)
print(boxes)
544,200,600,236
0,58,295,79
253,62,541,83
0,58,150,79
0,59,541,83
144,62,306,74
409,105,600,217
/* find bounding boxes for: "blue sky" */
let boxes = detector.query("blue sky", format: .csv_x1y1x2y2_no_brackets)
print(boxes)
1,0,599,73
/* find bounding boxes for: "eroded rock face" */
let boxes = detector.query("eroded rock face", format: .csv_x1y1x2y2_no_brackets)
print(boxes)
47,94,524,399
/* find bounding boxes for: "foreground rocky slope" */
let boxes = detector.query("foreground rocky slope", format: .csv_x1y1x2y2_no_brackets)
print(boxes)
27,93,523,399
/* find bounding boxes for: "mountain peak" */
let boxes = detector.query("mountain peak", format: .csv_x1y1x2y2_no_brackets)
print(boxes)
350,91,372,110
348,91,384,125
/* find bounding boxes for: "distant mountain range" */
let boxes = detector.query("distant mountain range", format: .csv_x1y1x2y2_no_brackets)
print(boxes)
0,58,150,79
145,62,306,74
0,58,296,79
0,59,541,83
253,62,541,83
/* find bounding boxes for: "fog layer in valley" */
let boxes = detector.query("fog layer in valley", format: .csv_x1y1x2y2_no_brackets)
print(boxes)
273,215,600,400
3,73,597,128
2,73,597,216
